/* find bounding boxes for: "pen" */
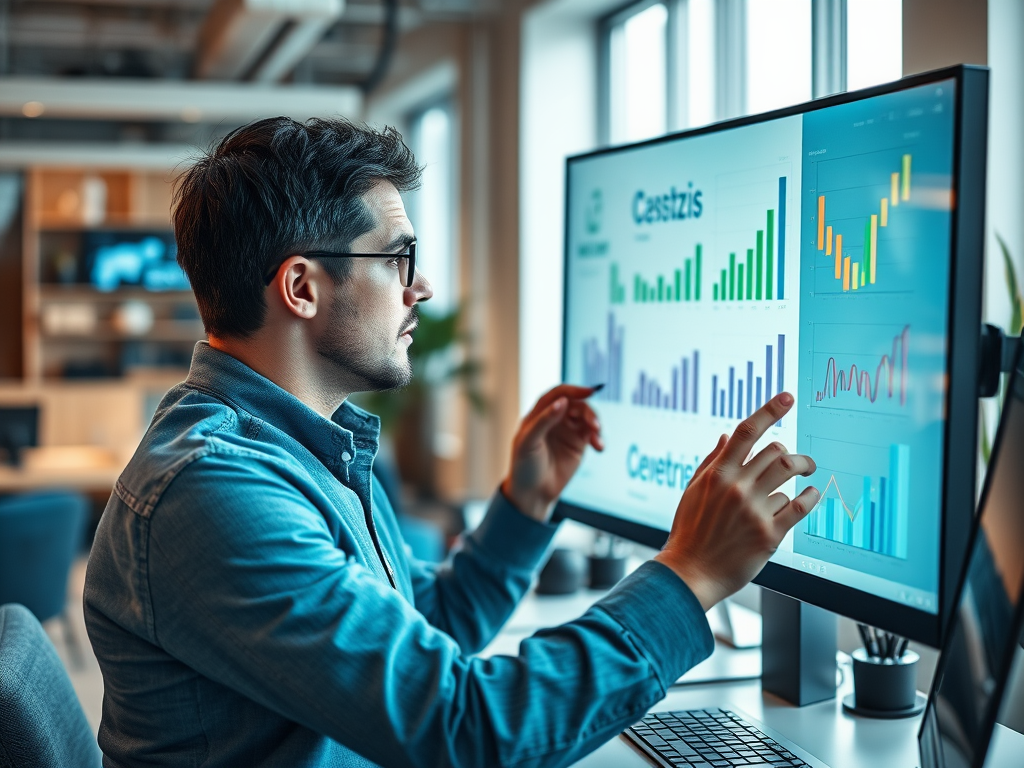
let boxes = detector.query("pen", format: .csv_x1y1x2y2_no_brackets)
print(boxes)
870,626,884,659
896,637,909,661
589,383,606,394
859,624,881,658
857,623,876,658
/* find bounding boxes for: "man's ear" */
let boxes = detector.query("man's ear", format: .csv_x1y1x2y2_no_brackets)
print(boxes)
271,256,320,320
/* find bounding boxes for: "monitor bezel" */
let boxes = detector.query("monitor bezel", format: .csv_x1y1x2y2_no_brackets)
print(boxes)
557,64,988,648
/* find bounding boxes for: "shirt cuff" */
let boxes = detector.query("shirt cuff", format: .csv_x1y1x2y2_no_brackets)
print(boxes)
466,488,560,572
593,560,715,689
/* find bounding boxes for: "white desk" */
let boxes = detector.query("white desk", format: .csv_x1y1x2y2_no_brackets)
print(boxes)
482,588,1024,768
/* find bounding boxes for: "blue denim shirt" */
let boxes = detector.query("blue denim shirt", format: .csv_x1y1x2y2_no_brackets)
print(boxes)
84,342,713,768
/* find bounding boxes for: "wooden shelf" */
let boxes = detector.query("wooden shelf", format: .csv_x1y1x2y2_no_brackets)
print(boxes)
39,286,195,303
39,221,173,233
23,166,187,383
41,324,204,342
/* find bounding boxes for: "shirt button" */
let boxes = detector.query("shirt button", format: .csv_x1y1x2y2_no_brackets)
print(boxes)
341,451,352,462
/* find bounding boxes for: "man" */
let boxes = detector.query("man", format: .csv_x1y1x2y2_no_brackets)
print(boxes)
85,117,818,768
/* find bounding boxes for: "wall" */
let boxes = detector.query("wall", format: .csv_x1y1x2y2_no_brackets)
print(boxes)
367,8,532,498
902,0,987,77
518,0,611,414
984,0,1024,329
986,0,1024,734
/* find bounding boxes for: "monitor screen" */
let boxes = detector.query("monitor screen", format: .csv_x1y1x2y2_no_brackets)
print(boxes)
0,406,39,467
560,67,987,643
83,231,188,292
919,365,1024,768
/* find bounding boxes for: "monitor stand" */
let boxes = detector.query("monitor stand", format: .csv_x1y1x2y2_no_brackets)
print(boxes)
761,590,837,706
709,599,762,649
673,599,763,686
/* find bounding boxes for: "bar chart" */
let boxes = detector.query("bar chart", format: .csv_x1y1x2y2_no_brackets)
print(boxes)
711,176,788,302
812,324,909,415
810,152,914,295
709,334,785,422
630,351,701,412
803,437,910,559
582,311,624,402
615,244,704,304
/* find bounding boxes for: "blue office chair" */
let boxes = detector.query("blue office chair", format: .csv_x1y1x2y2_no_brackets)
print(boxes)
0,603,101,767
0,491,88,666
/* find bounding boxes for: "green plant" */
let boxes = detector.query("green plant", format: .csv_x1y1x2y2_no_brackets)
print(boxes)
980,234,1024,464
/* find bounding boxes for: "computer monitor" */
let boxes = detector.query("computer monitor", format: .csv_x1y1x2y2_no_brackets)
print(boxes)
558,65,988,647
0,406,40,467
919,347,1024,768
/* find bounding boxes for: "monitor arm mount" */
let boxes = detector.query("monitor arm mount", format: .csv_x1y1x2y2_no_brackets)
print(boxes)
980,324,1022,397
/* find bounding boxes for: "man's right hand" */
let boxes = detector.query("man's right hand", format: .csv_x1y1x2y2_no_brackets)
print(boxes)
654,392,819,611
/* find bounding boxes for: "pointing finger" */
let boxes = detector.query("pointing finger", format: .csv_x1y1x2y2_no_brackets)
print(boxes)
719,392,795,468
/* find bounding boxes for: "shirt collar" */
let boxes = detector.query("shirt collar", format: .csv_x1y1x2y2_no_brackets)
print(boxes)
184,342,380,474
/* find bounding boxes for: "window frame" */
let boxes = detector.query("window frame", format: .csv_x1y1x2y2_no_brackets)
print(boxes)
404,96,458,314
599,0,900,144
598,0,671,146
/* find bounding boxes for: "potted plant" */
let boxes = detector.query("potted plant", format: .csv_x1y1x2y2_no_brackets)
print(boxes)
980,234,1024,465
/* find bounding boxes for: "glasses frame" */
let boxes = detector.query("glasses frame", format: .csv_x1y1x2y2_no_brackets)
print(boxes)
263,241,416,287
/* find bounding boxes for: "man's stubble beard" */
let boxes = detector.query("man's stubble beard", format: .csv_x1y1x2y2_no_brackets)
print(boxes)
315,294,417,393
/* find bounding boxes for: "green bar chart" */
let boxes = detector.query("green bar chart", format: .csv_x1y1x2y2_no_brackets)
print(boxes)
620,244,704,304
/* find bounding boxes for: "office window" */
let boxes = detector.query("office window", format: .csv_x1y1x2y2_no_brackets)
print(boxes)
685,0,716,128
847,0,902,91
601,0,904,143
608,2,669,144
746,0,812,115
406,101,456,314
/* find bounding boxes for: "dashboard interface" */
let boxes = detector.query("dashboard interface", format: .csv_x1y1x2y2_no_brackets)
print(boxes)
562,80,957,615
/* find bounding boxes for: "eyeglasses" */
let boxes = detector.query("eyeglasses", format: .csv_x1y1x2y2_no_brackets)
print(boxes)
263,241,417,287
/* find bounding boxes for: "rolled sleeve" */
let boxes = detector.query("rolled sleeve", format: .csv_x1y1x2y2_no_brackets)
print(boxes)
594,561,715,689
465,489,559,571
408,489,558,654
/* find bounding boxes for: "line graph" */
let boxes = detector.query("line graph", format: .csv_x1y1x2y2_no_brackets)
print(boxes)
811,324,909,416
802,437,909,559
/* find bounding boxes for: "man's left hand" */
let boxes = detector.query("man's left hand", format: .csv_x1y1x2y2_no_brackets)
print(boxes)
501,384,604,522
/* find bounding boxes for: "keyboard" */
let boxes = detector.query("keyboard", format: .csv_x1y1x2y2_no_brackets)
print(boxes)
624,708,813,767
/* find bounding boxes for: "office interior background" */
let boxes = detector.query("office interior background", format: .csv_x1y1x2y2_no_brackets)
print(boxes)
0,0,1021,738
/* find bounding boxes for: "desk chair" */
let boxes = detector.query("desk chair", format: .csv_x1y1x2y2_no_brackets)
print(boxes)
0,603,101,768
0,491,88,666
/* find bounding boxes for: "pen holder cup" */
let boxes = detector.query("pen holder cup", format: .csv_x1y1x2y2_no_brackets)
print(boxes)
844,648,924,718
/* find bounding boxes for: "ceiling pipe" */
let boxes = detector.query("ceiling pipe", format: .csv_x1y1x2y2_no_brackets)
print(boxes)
0,77,362,122
360,0,398,95
195,0,344,82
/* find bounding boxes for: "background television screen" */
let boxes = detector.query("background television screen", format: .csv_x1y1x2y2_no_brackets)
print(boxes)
83,231,188,292
562,79,957,616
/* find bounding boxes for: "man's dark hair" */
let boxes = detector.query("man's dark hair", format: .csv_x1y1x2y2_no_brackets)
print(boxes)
174,116,422,338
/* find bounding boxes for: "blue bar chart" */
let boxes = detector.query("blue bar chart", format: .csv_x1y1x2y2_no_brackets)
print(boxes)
802,437,909,559
631,351,701,412
582,312,624,402
710,334,785,422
